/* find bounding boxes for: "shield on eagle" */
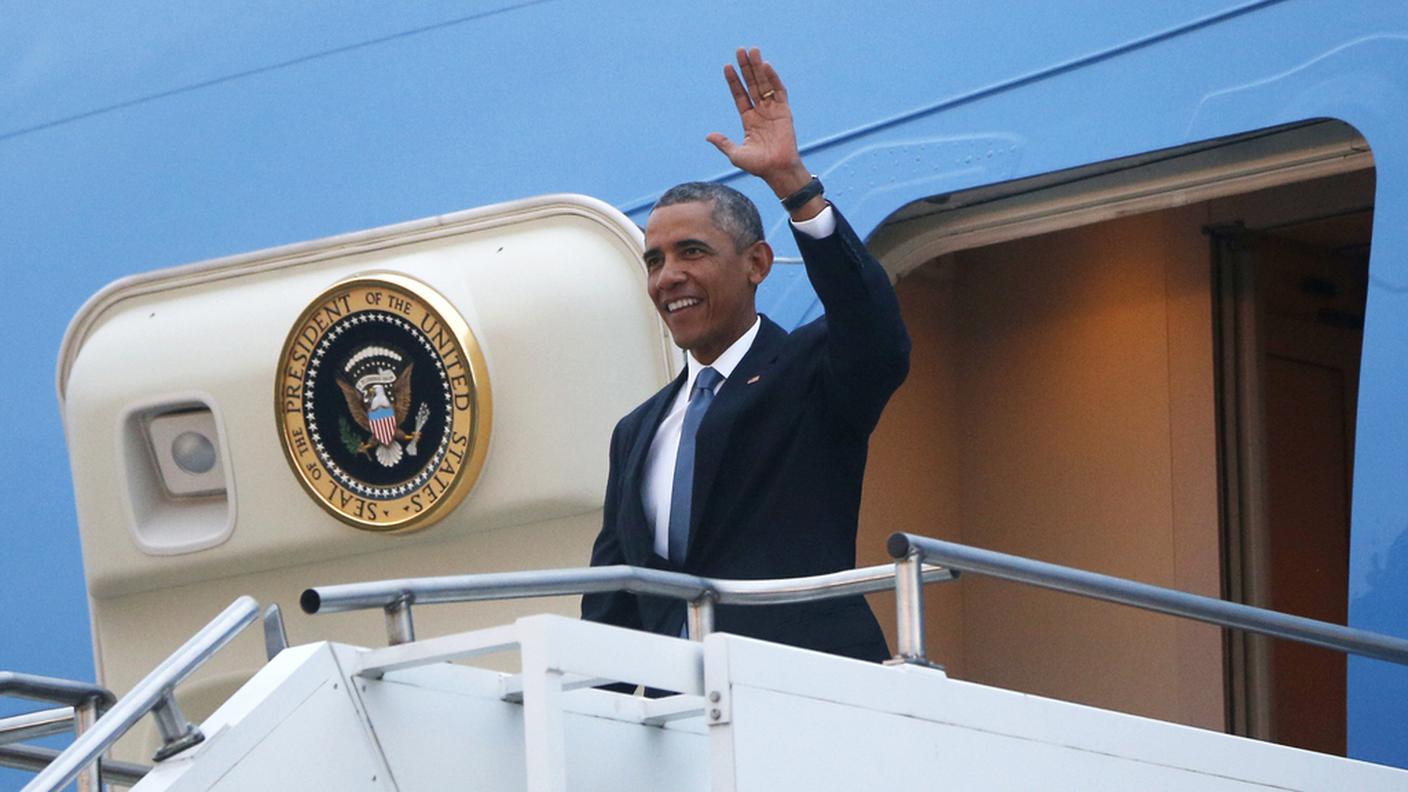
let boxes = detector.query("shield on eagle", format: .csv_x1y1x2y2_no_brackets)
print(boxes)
335,345,427,467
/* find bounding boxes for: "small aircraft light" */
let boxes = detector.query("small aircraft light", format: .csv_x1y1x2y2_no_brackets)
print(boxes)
171,431,217,474
146,410,226,497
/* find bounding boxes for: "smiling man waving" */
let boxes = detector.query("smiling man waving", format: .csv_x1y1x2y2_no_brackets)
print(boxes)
581,48,911,662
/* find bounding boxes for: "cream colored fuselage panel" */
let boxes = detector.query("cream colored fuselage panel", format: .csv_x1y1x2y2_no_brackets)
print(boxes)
60,195,675,759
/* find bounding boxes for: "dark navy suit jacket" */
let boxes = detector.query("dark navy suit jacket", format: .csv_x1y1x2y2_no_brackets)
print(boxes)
581,207,910,661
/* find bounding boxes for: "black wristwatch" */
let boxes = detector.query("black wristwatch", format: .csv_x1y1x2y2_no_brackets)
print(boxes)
781,175,824,212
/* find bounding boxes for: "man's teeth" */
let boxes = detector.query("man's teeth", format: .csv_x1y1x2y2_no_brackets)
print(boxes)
667,298,701,313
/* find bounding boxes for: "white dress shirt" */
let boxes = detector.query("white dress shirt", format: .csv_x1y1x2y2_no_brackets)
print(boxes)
643,316,760,557
642,205,836,558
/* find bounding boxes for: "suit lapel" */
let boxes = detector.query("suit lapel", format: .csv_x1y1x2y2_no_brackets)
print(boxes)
619,371,686,562
687,316,787,556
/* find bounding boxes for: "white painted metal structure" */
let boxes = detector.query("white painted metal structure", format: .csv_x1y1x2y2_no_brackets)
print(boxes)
123,615,1407,791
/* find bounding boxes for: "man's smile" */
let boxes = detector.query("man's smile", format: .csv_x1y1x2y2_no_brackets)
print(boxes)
665,297,703,314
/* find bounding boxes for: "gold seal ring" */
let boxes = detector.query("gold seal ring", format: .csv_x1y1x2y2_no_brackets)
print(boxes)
275,273,491,533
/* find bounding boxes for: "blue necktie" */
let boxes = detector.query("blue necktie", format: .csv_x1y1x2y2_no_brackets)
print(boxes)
668,366,723,565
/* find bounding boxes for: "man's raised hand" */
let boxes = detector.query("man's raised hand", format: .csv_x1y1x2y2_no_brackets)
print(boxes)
706,48,813,200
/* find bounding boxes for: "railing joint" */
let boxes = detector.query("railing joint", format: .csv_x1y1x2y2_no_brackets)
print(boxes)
151,689,204,762
687,590,717,641
383,592,417,646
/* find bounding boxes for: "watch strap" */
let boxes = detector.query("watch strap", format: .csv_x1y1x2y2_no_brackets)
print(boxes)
780,175,824,212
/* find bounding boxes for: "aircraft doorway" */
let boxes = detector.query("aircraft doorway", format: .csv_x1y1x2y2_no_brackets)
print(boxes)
1215,207,1369,754
857,121,1372,752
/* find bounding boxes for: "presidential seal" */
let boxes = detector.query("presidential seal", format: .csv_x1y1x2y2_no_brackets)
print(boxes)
276,274,490,532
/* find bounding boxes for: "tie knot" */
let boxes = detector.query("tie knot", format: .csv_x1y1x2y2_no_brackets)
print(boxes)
694,366,722,395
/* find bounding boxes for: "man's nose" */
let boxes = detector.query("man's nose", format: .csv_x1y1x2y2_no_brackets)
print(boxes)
657,257,688,288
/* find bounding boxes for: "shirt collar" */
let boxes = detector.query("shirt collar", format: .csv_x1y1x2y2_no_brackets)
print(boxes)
686,315,761,385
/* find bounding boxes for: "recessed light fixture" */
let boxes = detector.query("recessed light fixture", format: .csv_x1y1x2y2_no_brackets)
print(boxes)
146,410,226,497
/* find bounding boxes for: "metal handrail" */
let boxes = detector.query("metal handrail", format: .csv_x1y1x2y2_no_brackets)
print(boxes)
0,673,116,711
303,562,957,645
303,566,711,613
887,532,1408,667
0,708,74,747
0,672,117,790
0,745,149,787
22,596,260,792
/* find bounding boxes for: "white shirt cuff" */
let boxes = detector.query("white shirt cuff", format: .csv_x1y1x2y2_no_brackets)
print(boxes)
790,205,836,239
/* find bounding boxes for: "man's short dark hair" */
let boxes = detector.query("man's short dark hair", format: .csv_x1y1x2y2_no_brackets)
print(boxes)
653,182,765,252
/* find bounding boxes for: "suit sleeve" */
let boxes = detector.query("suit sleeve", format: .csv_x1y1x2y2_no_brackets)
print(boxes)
580,419,643,630
792,205,911,436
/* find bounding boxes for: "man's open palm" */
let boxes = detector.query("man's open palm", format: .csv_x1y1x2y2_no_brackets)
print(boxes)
707,48,809,196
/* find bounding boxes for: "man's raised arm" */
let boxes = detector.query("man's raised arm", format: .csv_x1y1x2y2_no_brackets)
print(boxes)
708,47,910,435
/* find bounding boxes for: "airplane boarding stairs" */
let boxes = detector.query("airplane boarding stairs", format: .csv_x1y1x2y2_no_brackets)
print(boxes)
11,534,1408,791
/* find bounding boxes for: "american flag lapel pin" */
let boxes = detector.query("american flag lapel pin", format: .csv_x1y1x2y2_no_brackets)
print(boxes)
746,375,761,385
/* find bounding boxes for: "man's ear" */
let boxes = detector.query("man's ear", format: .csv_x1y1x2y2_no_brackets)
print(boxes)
747,240,773,287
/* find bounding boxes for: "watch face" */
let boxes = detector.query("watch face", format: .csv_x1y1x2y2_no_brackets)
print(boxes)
275,273,491,532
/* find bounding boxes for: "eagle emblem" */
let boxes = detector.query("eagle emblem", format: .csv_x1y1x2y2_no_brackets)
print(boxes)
335,345,431,468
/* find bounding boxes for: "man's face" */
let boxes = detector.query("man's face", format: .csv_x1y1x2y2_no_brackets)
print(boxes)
643,200,772,365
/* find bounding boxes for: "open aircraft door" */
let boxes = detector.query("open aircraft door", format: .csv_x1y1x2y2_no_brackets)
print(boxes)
56,194,673,760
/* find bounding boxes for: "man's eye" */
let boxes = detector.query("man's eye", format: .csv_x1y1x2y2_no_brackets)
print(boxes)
644,257,662,270
683,246,705,257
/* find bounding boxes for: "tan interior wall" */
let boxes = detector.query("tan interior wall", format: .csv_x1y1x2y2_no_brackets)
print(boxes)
861,273,967,676
862,204,1223,730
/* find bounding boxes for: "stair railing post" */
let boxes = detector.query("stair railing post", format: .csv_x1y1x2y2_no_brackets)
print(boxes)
150,690,204,762
893,548,928,665
72,697,101,792
263,603,290,660
149,687,205,760
686,593,715,641
383,594,416,646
